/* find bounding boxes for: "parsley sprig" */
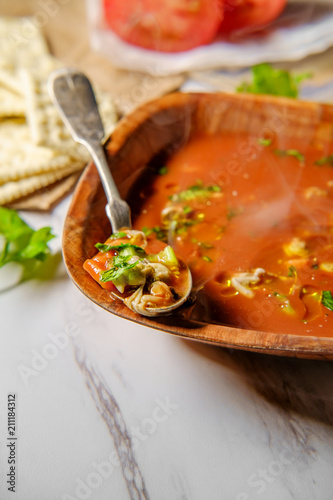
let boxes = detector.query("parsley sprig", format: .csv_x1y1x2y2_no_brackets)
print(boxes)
95,242,146,255
315,155,333,167
321,291,333,311
0,207,56,286
170,181,221,203
237,63,311,98
0,207,54,268
100,254,139,283
274,149,305,164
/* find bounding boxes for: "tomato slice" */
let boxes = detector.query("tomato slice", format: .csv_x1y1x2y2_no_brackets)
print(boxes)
219,0,287,35
103,0,224,52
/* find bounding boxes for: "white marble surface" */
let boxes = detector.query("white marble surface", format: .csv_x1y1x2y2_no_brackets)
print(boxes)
1,197,333,500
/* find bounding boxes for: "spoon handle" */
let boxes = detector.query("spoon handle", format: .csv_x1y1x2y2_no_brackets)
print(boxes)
48,68,131,232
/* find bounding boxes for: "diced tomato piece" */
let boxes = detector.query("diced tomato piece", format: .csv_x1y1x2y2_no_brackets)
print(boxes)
103,0,224,52
83,253,116,291
219,0,287,35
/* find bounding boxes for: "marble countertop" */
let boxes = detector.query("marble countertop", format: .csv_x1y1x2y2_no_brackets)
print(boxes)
1,197,333,500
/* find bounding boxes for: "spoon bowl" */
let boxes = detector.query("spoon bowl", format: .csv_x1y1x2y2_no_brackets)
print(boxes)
48,69,192,317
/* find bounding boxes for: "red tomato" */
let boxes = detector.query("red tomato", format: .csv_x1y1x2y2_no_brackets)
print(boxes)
103,0,224,52
219,0,287,35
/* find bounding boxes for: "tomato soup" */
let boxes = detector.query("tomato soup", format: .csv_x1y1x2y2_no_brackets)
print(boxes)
131,132,333,337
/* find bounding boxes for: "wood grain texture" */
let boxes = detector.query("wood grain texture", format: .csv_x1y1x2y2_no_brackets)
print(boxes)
63,91,333,359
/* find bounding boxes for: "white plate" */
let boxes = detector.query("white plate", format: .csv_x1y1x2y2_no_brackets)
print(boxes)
88,2,333,75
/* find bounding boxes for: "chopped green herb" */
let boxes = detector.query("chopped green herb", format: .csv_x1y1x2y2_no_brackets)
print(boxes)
170,181,221,203
142,226,168,242
237,63,311,98
95,243,113,252
202,255,212,262
227,207,243,220
198,242,214,250
0,207,55,282
100,255,139,282
312,263,319,270
183,206,192,214
315,155,333,167
321,290,333,311
109,231,127,239
141,226,151,236
274,149,305,163
95,242,146,255
158,166,168,175
287,265,297,278
257,138,272,147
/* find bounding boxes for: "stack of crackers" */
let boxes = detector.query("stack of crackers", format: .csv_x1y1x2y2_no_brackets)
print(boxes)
0,18,117,210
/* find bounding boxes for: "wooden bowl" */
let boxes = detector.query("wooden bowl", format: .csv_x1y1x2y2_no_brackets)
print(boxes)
63,91,333,359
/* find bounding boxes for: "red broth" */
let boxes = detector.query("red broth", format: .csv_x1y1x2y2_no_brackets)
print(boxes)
132,132,333,337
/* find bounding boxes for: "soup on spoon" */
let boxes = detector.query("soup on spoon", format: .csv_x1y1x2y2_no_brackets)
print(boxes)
83,228,191,316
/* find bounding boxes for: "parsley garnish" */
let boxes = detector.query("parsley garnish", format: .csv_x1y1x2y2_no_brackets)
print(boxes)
158,166,168,175
100,255,139,282
110,231,128,239
321,290,333,311
315,155,333,167
95,242,146,255
274,149,305,163
170,181,221,203
258,138,272,147
95,243,113,252
0,207,55,281
287,265,297,278
237,63,311,98
142,226,168,242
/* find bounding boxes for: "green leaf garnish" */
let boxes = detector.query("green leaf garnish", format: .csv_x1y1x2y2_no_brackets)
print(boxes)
274,149,305,163
198,242,214,249
95,243,114,252
142,226,168,242
237,63,311,98
170,181,221,203
110,231,127,239
158,166,168,175
287,265,297,278
100,255,139,282
0,207,55,281
321,290,333,311
258,138,272,147
315,155,333,167
202,255,212,262
0,208,32,242
95,242,146,255
19,227,54,261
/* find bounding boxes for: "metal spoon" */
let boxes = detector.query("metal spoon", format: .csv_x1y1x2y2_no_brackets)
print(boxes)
48,68,192,316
